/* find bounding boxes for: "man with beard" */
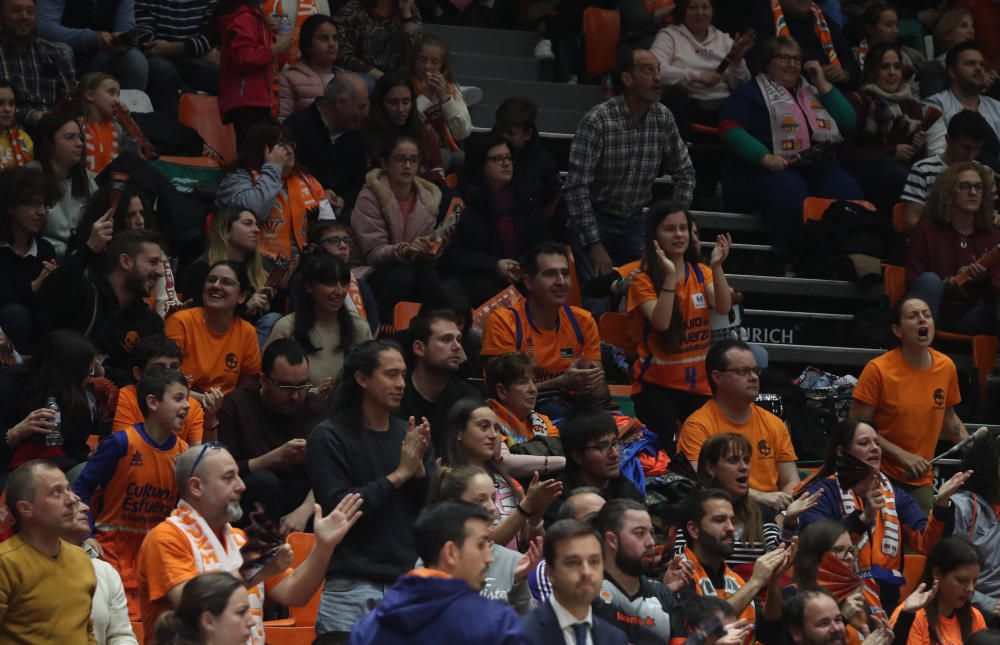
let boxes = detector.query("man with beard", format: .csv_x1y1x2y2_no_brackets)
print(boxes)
136,444,364,643
522,518,628,645
678,489,789,636
350,501,528,644
37,229,166,385
679,339,799,511
396,309,480,455
785,588,893,645
925,42,1000,166
591,499,687,644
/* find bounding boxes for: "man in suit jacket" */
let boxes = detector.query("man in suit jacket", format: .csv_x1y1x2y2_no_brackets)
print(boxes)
522,519,628,645
284,73,369,215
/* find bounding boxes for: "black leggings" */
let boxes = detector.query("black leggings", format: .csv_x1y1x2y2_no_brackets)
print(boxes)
632,382,709,453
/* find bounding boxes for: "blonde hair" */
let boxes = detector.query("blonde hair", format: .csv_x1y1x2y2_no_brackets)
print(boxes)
925,161,996,232
76,72,119,121
934,8,973,52
201,207,267,290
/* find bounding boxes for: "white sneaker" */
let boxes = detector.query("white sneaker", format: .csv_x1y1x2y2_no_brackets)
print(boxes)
534,38,555,61
460,85,483,107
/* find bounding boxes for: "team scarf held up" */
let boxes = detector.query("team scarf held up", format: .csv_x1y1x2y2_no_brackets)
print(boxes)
681,545,755,643
756,74,842,159
166,500,267,645
837,472,904,586
770,0,841,68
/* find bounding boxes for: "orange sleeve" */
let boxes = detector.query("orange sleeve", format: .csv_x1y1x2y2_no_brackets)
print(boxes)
627,272,657,314
889,606,931,645
184,397,204,444
945,361,961,407
481,308,517,358
112,386,141,433
579,312,601,362
678,413,711,463
910,509,944,554
852,360,883,407
141,525,199,603
972,607,987,633
164,313,187,355
240,322,262,376
772,418,798,462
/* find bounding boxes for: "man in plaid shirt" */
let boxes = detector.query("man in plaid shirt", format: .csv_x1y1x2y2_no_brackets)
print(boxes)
0,0,75,126
564,48,695,298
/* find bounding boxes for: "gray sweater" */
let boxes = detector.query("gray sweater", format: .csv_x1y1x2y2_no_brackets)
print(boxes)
953,491,1000,612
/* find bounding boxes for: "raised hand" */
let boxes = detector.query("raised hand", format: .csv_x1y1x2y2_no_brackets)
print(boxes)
652,240,676,281
785,489,823,523
710,233,732,266
935,469,973,506
662,554,695,592
902,581,938,614
88,208,115,253
514,536,543,581
313,494,364,549
521,471,563,516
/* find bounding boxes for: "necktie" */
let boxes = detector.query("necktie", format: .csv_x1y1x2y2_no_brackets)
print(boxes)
572,621,589,645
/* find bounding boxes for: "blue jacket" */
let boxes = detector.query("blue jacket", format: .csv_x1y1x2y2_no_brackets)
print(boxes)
349,573,529,645
522,600,628,645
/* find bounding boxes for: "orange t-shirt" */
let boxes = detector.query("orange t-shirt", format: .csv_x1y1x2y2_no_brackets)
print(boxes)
164,307,262,395
678,399,798,493
481,300,600,383
113,384,205,445
627,266,714,395
852,348,960,486
137,521,291,644
889,604,986,644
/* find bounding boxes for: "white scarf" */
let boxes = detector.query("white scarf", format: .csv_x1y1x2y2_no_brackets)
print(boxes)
167,500,266,644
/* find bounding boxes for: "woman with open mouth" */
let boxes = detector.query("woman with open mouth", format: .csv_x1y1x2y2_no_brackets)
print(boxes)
676,432,819,583
797,418,972,611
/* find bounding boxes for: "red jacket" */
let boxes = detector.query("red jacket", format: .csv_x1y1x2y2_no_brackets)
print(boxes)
216,4,275,119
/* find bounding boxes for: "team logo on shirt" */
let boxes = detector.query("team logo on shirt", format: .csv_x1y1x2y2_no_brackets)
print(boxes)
757,440,772,458
122,330,140,352
130,452,144,467
691,293,707,309
933,388,945,409
600,589,613,603
559,347,575,359
225,352,239,371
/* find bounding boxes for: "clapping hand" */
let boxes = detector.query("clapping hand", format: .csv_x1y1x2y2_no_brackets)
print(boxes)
313,494,364,550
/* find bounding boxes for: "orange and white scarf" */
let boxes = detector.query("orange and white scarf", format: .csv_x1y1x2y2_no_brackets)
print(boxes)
262,0,318,66
166,501,265,645
83,118,120,174
489,399,557,446
682,545,755,638
838,473,903,585
345,274,368,322
412,78,461,152
0,127,31,169
770,0,841,68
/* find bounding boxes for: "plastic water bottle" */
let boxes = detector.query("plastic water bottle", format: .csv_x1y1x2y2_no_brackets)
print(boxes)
275,10,292,36
45,395,63,446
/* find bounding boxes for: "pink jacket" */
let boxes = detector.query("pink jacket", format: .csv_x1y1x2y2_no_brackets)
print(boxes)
351,169,442,267
278,61,335,121
216,5,274,119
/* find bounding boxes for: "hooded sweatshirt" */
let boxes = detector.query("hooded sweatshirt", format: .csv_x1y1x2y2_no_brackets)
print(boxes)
952,491,1000,613
349,570,530,645
649,24,750,106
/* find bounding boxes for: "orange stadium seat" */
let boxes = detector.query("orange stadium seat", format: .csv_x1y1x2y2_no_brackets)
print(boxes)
802,197,877,222
393,301,421,331
599,312,638,358
891,202,906,233
178,94,237,165
263,532,322,644
583,8,620,78
899,554,926,601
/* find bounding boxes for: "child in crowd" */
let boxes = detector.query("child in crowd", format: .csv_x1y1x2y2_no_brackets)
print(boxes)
72,365,191,619
113,334,221,445
494,96,561,215
0,81,32,170
408,35,472,171
75,73,137,174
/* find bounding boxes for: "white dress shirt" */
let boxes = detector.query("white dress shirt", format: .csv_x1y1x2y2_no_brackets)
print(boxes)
550,593,594,645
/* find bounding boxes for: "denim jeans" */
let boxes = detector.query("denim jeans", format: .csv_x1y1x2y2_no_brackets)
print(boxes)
570,209,645,315
316,577,389,635
907,271,996,335
85,48,149,90
146,56,219,117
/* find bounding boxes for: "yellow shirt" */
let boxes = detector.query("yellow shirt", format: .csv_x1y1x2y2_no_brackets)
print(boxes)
0,535,98,643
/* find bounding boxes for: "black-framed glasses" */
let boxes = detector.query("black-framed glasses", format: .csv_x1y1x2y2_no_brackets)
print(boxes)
487,154,513,165
773,54,802,64
320,235,352,247
188,441,225,480
958,181,984,193
584,439,623,456
718,367,762,377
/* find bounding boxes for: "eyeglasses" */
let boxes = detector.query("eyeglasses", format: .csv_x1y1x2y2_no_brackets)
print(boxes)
584,439,623,456
718,367,762,377
831,544,858,559
205,276,240,288
321,235,352,247
487,154,513,165
188,441,225,481
773,54,803,64
958,181,984,193
268,377,313,392
390,154,420,166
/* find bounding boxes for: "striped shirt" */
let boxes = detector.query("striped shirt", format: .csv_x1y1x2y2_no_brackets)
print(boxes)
134,0,215,58
564,95,695,246
0,38,76,123
900,154,947,205
673,511,782,580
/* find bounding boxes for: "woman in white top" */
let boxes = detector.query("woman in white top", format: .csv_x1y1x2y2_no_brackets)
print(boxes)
650,0,752,132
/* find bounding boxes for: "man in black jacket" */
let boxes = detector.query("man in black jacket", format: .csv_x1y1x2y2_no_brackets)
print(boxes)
284,73,369,216
305,339,435,639
36,229,165,385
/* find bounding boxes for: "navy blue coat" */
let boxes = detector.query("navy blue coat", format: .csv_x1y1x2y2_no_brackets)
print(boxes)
521,600,628,645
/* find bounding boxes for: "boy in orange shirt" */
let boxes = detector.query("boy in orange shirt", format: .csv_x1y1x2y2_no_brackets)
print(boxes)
113,334,223,445
481,242,607,418
72,365,191,619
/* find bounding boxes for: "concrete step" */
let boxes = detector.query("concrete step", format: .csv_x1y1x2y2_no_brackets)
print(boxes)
728,274,882,300
470,103,583,137
452,53,538,81
424,23,538,58
690,210,766,233
759,342,973,371
457,76,603,113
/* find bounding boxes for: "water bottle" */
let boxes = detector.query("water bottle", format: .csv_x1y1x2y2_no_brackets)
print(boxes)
45,395,63,446
275,10,292,36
